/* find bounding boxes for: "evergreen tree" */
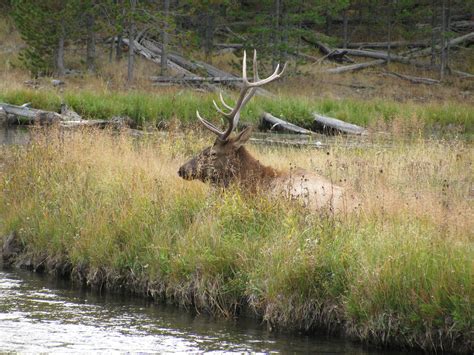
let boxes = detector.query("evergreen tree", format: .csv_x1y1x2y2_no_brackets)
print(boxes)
11,0,81,76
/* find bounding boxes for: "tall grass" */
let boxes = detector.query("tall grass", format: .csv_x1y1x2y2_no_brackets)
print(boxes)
0,129,472,352
0,88,472,134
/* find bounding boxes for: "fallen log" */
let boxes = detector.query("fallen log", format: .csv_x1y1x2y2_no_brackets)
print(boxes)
122,38,195,76
410,32,474,58
450,20,474,33
301,36,354,63
383,71,440,85
214,43,243,49
151,76,243,83
141,39,272,95
313,113,367,135
326,59,386,74
260,112,313,135
343,40,430,49
142,39,272,97
340,48,412,64
451,69,474,79
0,102,63,125
0,102,136,130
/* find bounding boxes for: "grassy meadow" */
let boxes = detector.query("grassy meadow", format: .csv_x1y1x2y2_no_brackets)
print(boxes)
0,128,472,352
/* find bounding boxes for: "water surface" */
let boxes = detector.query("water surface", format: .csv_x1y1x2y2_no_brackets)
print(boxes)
0,268,409,354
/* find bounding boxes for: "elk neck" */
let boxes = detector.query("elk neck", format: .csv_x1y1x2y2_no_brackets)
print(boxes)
235,146,281,187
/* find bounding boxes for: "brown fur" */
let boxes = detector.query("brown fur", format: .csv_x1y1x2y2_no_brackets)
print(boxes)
178,127,357,213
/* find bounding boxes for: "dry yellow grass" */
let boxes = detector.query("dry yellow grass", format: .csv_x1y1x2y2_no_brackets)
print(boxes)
0,128,472,352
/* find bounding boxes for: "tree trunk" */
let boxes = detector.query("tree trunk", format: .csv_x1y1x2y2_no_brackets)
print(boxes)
430,0,437,66
446,0,452,73
387,0,393,64
160,0,170,75
204,11,215,63
109,37,115,63
325,11,332,35
272,0,281,70
56,17,65,77
116,0,124,62
127,0,136,85
342,8,349,49
440,0,447,80
116,34,123,61
86,9,96,72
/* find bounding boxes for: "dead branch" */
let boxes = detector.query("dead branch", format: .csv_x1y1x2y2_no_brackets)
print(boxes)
382,71,440,85
326,59,386,74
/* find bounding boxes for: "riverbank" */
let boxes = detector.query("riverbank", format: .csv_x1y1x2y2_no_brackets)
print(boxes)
1,87,473,136
1,128,472,353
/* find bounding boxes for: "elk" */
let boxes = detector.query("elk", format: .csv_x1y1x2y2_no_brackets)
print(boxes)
178,51,355,212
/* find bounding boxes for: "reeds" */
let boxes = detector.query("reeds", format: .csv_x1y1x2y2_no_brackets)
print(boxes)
0,128,471,352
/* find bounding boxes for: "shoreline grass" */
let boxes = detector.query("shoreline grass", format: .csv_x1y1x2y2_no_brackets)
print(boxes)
0,129,472,352
0,87,472,135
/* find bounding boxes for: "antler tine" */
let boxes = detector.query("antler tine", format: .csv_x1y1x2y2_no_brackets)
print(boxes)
253,49,259,81
248,62,286,87
219,92,233,111
212,99,228,116
242,50,248,83
196,110,225,136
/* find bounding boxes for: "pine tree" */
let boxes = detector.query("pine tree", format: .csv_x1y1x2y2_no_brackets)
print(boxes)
11,0,81,76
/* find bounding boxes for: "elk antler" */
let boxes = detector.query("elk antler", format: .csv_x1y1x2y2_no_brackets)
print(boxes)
197,50,287,141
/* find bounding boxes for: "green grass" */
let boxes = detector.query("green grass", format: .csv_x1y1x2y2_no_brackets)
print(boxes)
0,129,472,352
1,88,472,133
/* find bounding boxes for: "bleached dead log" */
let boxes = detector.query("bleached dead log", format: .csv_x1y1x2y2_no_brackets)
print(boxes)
410,32,474,58
383,71,440,85
451,69,474,79
326,59,386,74
344,40,429,49
313,113,367,135
261,112,313,135
151,76,243,83
122,38,194,76
340,48,412,64
0,102,63,124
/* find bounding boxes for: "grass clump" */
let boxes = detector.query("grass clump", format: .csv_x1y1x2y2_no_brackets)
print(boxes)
0,128,472,352
0,87,472,134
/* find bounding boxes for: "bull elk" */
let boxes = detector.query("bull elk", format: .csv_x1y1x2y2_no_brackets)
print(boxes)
178,50,356,212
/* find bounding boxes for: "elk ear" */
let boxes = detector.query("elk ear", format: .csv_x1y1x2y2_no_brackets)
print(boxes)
233,126,253,149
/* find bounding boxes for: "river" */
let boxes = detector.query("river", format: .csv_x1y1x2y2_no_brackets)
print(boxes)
0,268,412,354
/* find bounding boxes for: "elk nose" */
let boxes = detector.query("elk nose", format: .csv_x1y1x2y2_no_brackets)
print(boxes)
178,166,185,178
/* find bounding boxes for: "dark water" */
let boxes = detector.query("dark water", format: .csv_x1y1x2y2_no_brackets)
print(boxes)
0,268,409,354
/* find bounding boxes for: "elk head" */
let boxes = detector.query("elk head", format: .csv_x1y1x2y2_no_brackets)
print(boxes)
178,50,286,187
